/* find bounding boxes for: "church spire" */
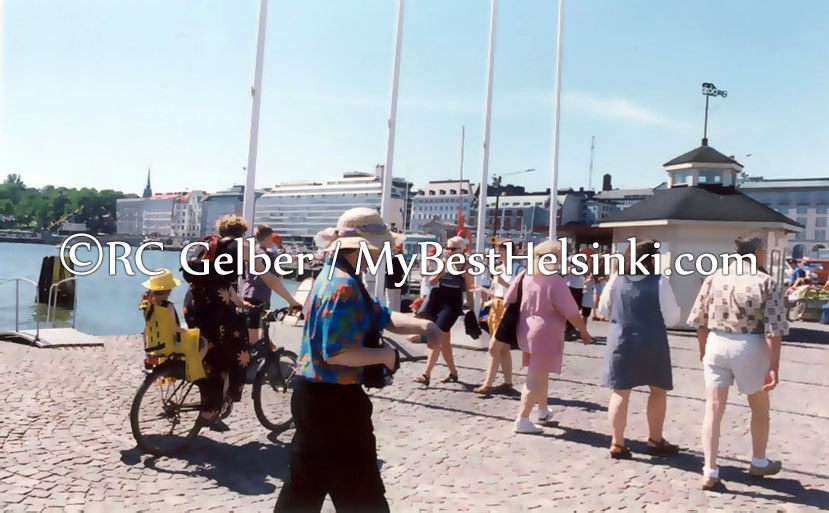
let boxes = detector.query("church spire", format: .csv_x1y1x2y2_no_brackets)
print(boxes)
142,168,153,198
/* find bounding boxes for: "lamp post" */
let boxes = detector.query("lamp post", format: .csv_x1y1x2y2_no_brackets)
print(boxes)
490,176,503,241
489,168,535,242
701,82,727,146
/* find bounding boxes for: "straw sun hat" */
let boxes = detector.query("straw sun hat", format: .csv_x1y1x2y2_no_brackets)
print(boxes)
141,269,181,291
314,207,405,252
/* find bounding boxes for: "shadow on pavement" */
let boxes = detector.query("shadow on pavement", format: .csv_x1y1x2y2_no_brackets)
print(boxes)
546,396,607,413
568,336,607,346
120,447,144,466
371,394,515,423
132,438,290,496
714,467,829,508
785,326,829,347
551,425,829,509
549,423,609,450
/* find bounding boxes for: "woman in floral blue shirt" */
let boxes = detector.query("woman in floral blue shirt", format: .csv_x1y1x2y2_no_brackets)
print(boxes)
275,208,440,513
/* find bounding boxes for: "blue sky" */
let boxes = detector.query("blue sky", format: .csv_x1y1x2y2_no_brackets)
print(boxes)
2,0,828,195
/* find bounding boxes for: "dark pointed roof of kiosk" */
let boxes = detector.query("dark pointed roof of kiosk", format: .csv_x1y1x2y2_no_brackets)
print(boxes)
663,141,742,167
602,184,801,227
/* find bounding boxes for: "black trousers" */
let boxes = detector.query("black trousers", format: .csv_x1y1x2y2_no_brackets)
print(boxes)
275,378,389,513
565,287,584,337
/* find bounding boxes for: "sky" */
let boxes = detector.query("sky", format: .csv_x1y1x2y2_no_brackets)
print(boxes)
2,0,828,196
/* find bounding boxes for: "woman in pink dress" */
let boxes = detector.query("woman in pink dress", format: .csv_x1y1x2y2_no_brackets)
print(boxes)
504,240,592,434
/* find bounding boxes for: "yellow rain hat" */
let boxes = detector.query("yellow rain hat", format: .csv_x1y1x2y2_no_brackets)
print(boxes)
141,269,181,291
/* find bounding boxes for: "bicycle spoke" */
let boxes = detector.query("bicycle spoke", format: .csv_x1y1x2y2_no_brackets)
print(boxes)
253,352,297,433
132,363,202,456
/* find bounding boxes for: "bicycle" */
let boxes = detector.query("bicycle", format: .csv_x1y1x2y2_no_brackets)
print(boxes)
129,306,299,456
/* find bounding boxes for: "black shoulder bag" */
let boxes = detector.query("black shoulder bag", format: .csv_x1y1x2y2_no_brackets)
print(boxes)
494,274,524,350
339,257,400,389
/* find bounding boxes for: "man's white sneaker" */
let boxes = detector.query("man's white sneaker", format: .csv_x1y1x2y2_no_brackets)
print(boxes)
514,417,543,434
537,408,551,422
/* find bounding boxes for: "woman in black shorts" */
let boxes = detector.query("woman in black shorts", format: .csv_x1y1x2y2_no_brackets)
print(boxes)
414,236,476,386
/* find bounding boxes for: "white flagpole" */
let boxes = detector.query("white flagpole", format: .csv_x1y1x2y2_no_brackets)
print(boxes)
374,0,406,300
458,125,465,229
242,0,269,238
472,0,497,316
548,0,564,241
475,0,497,256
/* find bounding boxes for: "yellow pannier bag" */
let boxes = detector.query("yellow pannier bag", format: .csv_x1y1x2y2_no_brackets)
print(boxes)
140,300,206,382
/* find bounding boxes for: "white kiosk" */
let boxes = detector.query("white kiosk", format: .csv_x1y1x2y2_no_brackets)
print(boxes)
600,141,802,329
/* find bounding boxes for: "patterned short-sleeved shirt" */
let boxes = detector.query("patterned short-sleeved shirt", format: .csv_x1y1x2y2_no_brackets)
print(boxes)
687,262,788,337
297,260,391,384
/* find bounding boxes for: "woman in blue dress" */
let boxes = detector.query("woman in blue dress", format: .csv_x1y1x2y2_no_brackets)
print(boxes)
596,240,681,459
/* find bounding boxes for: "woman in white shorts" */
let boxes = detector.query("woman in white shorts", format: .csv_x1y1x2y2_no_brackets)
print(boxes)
688,235,787,490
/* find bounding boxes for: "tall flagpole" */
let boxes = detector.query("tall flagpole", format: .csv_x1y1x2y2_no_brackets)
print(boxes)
458,125,465,232
374,0,406,299
475,0,497,256
472,0,497,315
548,0,564,240
242,0,269,237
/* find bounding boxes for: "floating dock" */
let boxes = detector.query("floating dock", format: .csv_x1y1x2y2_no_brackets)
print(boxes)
0,327,103,348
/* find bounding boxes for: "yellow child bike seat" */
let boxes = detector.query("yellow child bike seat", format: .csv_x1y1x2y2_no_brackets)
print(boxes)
140,300,206,382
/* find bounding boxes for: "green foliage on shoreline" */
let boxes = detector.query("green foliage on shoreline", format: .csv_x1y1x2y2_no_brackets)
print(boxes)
0,174,136,231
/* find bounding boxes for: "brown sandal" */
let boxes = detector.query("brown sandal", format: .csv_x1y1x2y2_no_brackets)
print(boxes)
491,382,514,393
646,437,680,455
610,443,632,460
413,374,430,387
440,373,459,384
474,384,495,394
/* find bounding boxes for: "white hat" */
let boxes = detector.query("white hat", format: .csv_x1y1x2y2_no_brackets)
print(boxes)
314,207,405,252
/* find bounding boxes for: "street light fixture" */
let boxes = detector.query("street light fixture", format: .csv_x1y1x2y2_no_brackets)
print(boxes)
490,168,535,241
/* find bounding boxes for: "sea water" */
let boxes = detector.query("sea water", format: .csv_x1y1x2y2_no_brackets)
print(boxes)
0,242,298,336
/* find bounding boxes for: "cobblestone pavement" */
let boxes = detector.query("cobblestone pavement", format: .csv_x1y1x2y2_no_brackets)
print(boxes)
1,320,828,512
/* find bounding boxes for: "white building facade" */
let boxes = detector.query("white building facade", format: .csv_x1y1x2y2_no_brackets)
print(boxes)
200,186,244,237
172,191,205,243
142,194,178,237
410,180,473,233
255,171,405,245
738,177,829,258
115,197,145,235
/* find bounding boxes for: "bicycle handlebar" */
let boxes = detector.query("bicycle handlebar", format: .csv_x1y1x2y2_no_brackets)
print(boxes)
240,304,303,325
262,306,303,323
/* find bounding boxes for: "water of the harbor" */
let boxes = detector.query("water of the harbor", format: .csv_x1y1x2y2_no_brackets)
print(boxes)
0,242,298,336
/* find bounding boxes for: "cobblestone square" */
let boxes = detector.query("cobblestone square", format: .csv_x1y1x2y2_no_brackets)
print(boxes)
1,320,827,512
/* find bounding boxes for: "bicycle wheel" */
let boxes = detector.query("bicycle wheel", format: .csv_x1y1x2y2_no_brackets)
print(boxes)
130,360,202,456
252,350,298,433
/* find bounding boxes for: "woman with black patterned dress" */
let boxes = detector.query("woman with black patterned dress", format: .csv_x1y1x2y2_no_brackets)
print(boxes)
183,214,254,431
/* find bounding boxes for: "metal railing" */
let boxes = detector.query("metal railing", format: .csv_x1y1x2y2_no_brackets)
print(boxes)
1,275,80,341
46,277,79,328
0,278,39,337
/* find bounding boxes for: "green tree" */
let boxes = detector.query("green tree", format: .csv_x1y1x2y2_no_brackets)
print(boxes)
35,203,51,229
0,177,135,229
0,183,25,205
51,195,71,221
3,174,24,186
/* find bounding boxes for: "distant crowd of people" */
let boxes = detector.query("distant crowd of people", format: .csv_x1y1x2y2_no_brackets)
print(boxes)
784,256,829,293
141,209,788,511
